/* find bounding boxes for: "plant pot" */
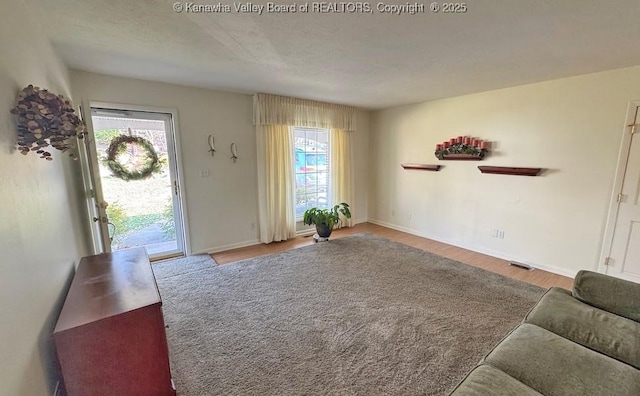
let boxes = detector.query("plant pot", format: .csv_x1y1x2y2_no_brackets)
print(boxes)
315,223,332,238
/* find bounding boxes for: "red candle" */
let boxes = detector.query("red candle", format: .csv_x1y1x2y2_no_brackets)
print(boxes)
457,136,463,143
472,139,478,147
443,141,450,148
481,141,489,149
450,138,455,145
436,144,442,151
463,137,471,144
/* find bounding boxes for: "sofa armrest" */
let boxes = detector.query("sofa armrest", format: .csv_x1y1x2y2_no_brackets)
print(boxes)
573,270,640,322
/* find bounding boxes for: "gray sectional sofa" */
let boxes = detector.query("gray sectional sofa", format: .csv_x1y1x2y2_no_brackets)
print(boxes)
450,270,640,395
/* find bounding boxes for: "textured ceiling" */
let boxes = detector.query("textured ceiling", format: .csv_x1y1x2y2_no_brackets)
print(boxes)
29,0,640,109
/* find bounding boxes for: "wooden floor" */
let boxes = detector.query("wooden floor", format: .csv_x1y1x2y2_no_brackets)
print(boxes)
211,223,574,290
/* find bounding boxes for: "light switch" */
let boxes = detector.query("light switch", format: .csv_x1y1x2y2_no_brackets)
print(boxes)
200,169,210,177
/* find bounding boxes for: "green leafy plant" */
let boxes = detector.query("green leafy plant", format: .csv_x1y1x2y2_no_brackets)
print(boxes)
160,199,176,239
94,129,122,145
106,202,127,233
303,202,352,231
106,201,168,246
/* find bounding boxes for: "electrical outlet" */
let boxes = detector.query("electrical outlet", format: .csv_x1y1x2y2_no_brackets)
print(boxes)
498,230,505,239
251,222,255,230
391,210,395,217
408,212,412,220
199,169,210,177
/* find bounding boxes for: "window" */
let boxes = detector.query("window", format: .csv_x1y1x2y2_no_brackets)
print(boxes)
293,127,330,219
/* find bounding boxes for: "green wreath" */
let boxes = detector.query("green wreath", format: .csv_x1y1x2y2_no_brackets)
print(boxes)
105,135,162,181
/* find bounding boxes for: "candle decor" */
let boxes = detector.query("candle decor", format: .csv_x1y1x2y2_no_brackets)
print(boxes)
435,136,489,160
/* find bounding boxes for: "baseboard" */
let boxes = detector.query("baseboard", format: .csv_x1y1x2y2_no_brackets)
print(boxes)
296,218,369,237
192,219,578,279
523,262,578,279
192,220,370,255
367,218,423,238
367,218,578,279
296,228,316,237
192,239,261,255
353,218,368,225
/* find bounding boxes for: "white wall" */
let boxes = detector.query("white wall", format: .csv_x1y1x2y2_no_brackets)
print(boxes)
0,2,89,395
369,66,640,277
71,71,260,253
353,110,370,224
71,71,370,253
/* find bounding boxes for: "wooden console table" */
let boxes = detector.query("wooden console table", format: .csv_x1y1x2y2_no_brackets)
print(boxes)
54,248,175,395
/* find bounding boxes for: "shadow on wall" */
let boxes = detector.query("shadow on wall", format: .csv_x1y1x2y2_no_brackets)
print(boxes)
36,262,76,395
0,78,19,154
539,169,560,177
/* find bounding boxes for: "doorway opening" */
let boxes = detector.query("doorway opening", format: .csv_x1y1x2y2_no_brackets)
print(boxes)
600,102,640,283
85,107,186,260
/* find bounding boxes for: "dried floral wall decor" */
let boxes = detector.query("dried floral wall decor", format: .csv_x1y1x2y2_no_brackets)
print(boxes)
104,135,163,181
10,85,85,160
435,135,489,160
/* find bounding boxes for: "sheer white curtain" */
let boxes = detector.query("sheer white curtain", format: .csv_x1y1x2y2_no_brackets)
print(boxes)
256,124,296,243
254,93,357,243
330,128,353,227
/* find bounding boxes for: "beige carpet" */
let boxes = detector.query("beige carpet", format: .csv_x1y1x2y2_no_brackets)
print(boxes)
155,233,544,395
152,254,217,279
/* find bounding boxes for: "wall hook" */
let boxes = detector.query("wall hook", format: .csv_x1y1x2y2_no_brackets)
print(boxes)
230,143,238,163
208,134,216,157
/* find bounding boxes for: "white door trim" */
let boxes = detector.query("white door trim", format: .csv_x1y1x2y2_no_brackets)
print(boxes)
84,100,192,256
76,104,106,254
598,100,640,274
78,102,111,252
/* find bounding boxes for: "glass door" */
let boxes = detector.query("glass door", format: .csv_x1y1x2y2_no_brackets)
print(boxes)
84,107,185,260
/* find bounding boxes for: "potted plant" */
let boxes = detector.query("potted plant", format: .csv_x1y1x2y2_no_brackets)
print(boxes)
303,202,352,238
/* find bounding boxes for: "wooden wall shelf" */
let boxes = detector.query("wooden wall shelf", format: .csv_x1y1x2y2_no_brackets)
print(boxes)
478,166,542,176
401,163,441,171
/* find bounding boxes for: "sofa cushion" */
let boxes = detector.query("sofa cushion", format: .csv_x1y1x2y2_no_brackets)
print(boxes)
449,364,542,395
573,270,640,322
484,323,640,396
524,287,640,369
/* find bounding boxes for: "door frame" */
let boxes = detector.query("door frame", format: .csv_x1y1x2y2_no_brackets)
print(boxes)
598,100,640,274
76,104,104,254
80,100,192,256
